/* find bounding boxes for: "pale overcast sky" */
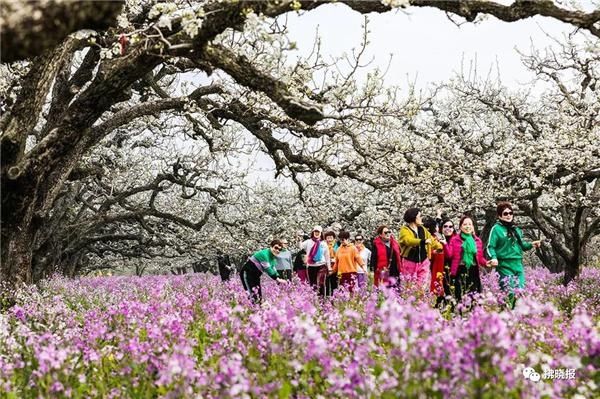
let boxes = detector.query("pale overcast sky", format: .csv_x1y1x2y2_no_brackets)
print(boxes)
283,3,584,91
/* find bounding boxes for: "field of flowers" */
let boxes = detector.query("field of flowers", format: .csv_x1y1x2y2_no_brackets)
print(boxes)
0,267,598,398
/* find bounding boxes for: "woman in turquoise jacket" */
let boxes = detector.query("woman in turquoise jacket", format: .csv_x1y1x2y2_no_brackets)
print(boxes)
486,202,540,308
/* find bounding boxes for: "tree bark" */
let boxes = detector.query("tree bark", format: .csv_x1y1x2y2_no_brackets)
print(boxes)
536,244,566,273
0,209,35,285
0,0,124,62
520,200,586,286
563,258,580,285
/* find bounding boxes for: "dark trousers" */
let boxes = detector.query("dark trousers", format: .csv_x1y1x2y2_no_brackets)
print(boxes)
325,273,338,297
219,263,232,282
307,265,324,287
453,264,482,303
307,265,329,296
241,261,262,303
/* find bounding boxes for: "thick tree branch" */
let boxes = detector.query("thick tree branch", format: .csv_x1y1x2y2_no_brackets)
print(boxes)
0,38,82,168
66,233,143,255
294,1,600,38
44,46,102,133
407,0,600,37
211,99,394,188
0,0,124,62
202,43,324,125
90,83,222,139
520,200,573,260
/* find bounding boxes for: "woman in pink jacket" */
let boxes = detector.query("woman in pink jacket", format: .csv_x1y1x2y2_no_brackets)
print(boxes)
445,215,489,303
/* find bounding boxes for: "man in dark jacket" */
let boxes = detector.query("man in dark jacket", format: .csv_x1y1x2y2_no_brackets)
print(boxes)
217,251,233,282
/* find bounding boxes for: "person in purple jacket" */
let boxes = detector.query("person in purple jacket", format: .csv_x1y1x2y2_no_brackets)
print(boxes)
445,215,490,304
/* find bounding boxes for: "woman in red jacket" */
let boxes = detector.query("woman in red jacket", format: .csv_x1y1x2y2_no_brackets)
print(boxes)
369,225,402,287
437,217,456,308
445,215,489,304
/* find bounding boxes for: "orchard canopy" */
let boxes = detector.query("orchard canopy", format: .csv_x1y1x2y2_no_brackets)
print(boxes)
1,0,599,286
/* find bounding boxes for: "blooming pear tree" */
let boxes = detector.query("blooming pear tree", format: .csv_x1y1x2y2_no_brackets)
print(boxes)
373,34,600,284
1,0,599,286
28,125,247,278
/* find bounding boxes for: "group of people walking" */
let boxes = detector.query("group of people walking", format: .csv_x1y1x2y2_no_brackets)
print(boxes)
238,201,541,309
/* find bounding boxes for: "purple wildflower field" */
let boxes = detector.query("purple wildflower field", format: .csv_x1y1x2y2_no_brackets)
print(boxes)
0,267,598,398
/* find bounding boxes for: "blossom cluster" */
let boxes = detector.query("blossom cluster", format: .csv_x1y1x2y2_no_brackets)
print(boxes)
0,267,598,398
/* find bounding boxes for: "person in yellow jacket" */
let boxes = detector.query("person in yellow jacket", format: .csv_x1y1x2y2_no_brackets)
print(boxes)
399,208,443,290
332,231,365,293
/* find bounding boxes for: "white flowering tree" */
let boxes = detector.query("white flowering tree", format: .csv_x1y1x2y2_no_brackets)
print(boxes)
27,123,248,279
2,0,599,286
369,34,599,284
236,32,600,286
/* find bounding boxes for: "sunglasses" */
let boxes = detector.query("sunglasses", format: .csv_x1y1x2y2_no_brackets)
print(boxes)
273,246,282,251
355,238,363,241
502,211,513,216
383,231,391,235
443,225,453,229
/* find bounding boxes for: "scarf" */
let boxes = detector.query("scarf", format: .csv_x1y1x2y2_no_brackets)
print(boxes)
460,232,477,270
499,219,525,249
308,237,324,264
406,225,427,263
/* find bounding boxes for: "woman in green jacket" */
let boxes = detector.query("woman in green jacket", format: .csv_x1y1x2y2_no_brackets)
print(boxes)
241,240,287,303
486,202,540,307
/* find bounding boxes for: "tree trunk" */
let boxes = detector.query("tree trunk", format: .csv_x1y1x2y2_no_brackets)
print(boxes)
62,253,82,279
563,216,583,285
0,212,35,285
562,259,580,285
1,44,158,287
536,244,566,273
135,263,147,277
